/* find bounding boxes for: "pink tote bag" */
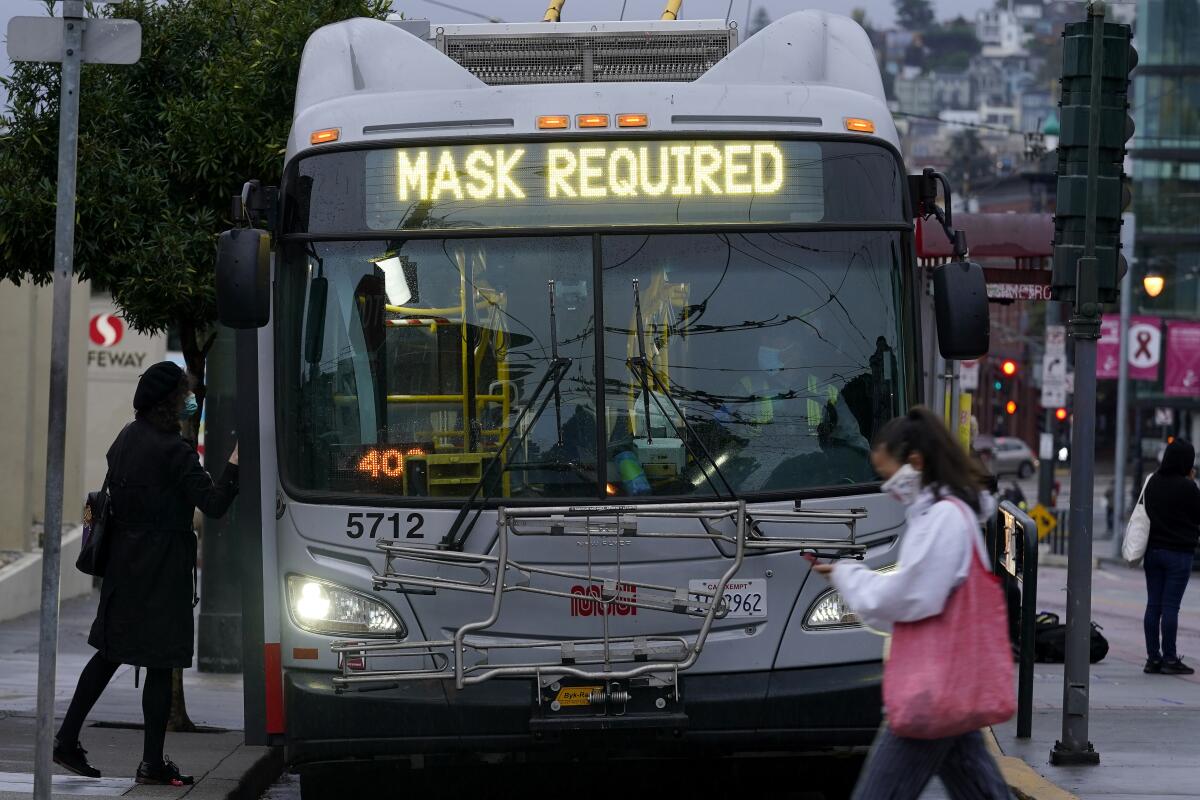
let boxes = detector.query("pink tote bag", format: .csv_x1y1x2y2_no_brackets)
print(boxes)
882,499,1016,739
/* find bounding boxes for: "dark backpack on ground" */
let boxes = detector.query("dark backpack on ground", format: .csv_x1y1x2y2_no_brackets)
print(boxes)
1034,611,1109,664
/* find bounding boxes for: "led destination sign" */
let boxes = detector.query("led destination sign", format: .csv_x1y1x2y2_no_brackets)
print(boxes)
389,143,787,201
363,139,826,230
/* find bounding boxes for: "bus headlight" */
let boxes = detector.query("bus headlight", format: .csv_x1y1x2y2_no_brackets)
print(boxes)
286,575,403,637
803,563,896,630
803,589,862,629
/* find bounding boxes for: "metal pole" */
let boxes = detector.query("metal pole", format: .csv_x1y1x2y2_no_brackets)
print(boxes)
1112,214,1134,556
34,4,84,799
1051,1,1105,766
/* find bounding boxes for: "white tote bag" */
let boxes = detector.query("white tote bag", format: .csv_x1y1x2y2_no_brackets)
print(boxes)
1122,477,1153,565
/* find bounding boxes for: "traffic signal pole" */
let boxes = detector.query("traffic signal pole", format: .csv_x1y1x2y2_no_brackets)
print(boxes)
1052,1,1109,766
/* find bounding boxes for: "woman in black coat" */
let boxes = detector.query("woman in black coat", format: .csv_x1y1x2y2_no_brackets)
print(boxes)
1143,438,1200,675
53,362,239,784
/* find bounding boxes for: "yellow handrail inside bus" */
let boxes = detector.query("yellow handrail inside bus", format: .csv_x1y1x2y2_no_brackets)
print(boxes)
661,0,682,21
544,0,566,22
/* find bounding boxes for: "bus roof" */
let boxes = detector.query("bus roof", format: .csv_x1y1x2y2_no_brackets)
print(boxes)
288,10,897,162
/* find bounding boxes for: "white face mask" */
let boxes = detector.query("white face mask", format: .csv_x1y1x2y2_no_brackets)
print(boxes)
881,463,923,506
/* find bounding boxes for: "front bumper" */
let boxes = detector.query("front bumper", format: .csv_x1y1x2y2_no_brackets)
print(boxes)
285,661,883,765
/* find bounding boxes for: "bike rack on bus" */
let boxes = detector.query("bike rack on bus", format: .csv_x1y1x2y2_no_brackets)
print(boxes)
330,500,867,693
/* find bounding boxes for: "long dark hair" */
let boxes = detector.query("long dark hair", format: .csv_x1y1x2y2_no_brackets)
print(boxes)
873,406,985,512
136,372,190,433
1158,438,1195,478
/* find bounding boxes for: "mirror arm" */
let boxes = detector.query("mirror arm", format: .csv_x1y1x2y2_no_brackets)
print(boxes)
921,168,968,261
230,180,279,231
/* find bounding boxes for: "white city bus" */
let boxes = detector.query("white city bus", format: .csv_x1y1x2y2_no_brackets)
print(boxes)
215,8,986,790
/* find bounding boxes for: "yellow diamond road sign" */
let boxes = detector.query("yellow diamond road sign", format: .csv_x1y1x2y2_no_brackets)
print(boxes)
1031,503,1057,541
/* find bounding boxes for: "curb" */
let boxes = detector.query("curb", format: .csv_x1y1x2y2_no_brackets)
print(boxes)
221,745,285,800
984,729,1079,800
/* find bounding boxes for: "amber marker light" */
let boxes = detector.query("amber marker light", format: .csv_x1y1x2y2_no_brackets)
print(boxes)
617,113,649,128
577,114,610,128
310,128,340,145
844,118,876,133
537,115,570,130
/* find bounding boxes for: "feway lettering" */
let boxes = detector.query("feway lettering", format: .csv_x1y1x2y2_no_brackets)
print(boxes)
88,350,147,369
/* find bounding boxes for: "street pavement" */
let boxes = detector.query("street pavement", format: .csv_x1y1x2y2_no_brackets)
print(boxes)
0,590,278,800
993,559,1200,798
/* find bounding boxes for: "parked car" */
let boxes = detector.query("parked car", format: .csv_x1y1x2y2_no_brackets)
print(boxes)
986,436,1039,478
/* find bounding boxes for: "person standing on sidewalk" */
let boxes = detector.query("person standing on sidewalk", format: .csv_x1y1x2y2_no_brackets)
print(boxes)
812,407,1012,800
1142,437,1200,675
52,362,239,784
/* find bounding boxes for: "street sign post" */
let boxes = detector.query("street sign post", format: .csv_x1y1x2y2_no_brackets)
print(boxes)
1042,324,1068,407
7,6,140,800
6,16,141,64
960,360,980,392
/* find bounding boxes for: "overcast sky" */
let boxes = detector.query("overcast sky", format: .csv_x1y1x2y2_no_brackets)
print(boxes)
1,0,1000,106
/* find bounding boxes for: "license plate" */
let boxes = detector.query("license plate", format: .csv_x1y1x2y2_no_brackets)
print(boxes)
689,579,767,618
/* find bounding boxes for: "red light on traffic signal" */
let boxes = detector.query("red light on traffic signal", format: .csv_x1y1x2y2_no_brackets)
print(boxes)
1055,407,1068,421
1006,400,1018,415
1001,359,1018,377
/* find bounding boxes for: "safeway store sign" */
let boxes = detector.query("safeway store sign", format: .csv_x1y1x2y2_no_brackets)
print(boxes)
87,302,156,376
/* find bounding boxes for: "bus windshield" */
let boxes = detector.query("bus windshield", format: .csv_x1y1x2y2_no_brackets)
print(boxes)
277,140,910,503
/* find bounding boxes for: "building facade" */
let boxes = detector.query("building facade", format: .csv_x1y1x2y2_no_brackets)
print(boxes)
1130,0,1200,441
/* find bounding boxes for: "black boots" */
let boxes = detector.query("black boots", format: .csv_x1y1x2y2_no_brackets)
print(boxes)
52,739,101,778
135,758,194,786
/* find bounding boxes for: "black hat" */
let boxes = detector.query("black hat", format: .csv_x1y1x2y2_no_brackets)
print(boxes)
133,361,185,412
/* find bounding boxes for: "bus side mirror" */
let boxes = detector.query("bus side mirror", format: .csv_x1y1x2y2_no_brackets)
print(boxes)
216,228,270,329
932,260,989,360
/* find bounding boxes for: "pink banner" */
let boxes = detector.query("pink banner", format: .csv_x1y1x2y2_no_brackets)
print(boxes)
1164,321,1200,397
1096,315,1161,380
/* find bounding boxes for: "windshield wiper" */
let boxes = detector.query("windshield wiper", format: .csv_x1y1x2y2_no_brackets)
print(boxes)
440,280,572,551
626,279,739,500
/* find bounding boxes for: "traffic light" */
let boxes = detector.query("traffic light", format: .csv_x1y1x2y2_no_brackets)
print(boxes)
1006,400,1018,415
1001,359,1018,377
1055,407,1069,421
1051,9,1137,305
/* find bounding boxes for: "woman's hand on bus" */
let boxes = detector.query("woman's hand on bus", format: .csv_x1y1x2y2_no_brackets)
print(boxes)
804,552,835,577
229,444,239,466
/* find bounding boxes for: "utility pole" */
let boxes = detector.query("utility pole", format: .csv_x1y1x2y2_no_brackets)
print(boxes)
5,6,140,798
1048,1,1136,766
1112,213,1134,556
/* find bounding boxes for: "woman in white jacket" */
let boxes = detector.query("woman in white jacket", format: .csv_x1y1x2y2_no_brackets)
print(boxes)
813,407,1011,800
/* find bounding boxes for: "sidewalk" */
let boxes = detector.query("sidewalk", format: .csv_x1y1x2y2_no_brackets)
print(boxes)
0,590,280,799
992,560,1200,798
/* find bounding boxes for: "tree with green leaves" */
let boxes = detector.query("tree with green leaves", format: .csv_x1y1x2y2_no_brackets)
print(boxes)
0,0,389,414
894,0,935,33
748,7,772,36
0,0,389,730
945,128,995,193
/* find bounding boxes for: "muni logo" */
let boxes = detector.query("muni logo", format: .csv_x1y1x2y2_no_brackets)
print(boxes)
569,583,637,617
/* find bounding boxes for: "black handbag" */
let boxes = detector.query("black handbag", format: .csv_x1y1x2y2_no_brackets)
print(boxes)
77,425,130,577
1033,611,1110,664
